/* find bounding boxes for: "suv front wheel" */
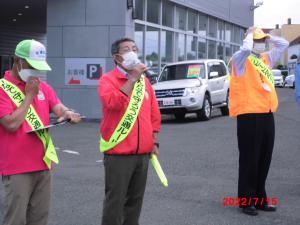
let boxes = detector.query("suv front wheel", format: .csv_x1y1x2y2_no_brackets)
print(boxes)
197,94,211,121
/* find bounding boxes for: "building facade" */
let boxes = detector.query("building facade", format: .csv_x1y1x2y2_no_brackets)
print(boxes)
0,0,254,119
133,0,252,73
287,36,300,75
270,20,300,67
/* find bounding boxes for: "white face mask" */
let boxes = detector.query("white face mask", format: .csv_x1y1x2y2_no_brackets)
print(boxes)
121,51,140,70
17,60,45,82
253,42,266,54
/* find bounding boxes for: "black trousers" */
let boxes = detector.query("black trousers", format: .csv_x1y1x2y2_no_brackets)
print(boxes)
237,112,275,206
101,154,149,225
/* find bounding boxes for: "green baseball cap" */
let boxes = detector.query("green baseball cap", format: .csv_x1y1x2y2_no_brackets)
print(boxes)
15,39,51,71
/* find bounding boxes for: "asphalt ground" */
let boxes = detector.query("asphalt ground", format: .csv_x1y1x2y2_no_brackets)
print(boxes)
1,87,300,225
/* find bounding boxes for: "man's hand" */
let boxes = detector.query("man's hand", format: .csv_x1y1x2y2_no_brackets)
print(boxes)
120,63,148,95
57,110,81,124
0,76,40,132
127,63,148,82
25,77,40,98
152,145,159,156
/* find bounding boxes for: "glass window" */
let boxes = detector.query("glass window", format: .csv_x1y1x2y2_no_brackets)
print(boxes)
218,20,224,40
175,6,186,30
239,27,245,44
208,17,217,38
233,26,240,43
232,45,240,54
225,44,232,63
175,33,185,61
147,0,159,24
217,42,224,60
134,24,144,61
161,30,174,64
159,63,206,81
225,23,232,42
145,26,159,73
220,62,227,76
208,40,216,59
208,61,227,78
135,0,144,20
162,1,173,27
187,10,197,34
187,36,197,60
198,38,207,59
198,13,207,36
231,26,236,43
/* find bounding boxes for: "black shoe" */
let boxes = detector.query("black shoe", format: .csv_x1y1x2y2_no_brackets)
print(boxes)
242,206,258,216
256,204,277,211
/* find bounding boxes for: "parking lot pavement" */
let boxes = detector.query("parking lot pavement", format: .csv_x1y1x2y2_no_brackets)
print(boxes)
1,88,300,225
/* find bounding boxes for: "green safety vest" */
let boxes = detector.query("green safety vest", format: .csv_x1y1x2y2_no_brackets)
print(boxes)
0,78,59,169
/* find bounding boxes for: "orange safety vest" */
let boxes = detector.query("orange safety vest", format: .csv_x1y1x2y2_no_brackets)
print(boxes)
229,53,278,117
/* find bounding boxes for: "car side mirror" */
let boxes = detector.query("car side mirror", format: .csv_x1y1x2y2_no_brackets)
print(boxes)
209,71,219,78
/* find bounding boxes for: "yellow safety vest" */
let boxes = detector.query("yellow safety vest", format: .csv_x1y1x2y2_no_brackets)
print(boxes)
248,54,274,87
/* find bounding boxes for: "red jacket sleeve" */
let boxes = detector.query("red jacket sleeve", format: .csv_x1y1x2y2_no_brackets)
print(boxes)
98,74,129,112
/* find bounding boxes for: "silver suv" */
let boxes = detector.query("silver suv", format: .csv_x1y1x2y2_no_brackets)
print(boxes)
153,60,229,121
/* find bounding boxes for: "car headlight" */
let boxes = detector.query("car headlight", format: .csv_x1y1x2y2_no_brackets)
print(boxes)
185,87,200,96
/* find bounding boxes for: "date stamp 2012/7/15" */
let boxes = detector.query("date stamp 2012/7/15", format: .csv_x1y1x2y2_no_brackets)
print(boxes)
223,197,278,207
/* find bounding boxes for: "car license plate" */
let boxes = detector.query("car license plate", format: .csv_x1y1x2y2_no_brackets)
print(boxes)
163,99,175,106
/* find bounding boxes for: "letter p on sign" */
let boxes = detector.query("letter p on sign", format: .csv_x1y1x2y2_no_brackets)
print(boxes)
87,64,102,80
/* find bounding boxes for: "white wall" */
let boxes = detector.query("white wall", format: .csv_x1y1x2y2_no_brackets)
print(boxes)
288,44,300,74
288,44,300,60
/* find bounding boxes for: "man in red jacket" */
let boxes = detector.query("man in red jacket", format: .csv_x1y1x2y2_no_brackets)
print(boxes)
98,37,161,225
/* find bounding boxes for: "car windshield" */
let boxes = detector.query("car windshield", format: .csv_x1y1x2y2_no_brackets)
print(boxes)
159,63,205,81
272,71,282,77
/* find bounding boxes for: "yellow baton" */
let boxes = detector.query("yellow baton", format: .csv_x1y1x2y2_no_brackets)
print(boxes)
150,154,168,187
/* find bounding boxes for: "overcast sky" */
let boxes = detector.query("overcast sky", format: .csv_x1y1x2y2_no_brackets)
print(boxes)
254,0,300,28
